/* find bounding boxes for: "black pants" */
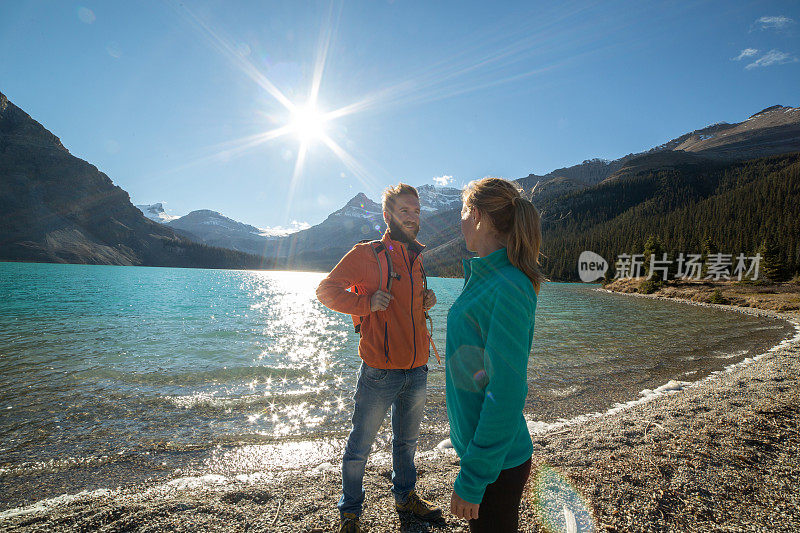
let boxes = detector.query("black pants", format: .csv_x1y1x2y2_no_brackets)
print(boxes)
469,457,532,533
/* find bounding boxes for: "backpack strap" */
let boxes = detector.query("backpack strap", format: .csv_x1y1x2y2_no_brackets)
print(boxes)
419,260,440,364
371,243,387,291
353,240,399,334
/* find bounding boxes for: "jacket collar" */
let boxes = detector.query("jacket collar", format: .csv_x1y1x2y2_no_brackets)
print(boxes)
462,247,510,283
382,230,425,255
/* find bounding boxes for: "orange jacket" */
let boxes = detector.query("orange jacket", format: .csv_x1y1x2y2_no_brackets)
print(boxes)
316,231,430,369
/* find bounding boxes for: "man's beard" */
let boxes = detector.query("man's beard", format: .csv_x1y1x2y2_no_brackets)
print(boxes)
388,219,419,243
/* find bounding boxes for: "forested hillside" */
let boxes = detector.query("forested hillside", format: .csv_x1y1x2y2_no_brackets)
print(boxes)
538,153,800,281
422,153,800,282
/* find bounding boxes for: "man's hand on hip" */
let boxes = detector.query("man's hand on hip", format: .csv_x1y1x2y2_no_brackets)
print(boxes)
370,290,393,312
423,289,437,310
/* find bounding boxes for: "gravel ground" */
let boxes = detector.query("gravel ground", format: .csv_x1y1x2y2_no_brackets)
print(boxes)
2,298,799,533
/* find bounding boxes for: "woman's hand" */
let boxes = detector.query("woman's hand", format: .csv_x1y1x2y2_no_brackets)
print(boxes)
450,490,479,520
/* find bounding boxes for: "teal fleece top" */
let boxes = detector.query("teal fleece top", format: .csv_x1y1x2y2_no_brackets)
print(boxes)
445,247,536,504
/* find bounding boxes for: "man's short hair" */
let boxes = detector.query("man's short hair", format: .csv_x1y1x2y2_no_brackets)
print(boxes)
382,183,419,212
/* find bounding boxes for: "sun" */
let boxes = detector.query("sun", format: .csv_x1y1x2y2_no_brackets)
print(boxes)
288,103,328,143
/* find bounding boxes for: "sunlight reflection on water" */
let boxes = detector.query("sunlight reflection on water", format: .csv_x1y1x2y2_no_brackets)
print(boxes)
206,439,344,474
233,271,354,437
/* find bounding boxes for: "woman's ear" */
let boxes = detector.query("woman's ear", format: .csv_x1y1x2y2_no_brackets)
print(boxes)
471,208,481,224
472,208,485,231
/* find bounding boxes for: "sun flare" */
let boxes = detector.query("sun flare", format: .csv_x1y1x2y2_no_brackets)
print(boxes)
288,104,328,143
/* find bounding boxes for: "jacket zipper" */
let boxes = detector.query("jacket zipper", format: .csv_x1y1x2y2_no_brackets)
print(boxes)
401,245,417,369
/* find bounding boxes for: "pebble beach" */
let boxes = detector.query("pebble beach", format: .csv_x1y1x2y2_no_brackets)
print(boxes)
2,294,799,532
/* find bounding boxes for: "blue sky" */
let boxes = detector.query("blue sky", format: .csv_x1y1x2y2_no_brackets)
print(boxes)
1,1,798,230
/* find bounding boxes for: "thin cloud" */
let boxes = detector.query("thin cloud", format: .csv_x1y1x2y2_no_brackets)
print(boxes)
433,174,454,186
745,49,798,69
732,48,758,61
754,15,794,31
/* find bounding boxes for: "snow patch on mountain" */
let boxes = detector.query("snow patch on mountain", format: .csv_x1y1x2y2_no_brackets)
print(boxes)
255,221,311,237
336,206,382,219
135,203,180,223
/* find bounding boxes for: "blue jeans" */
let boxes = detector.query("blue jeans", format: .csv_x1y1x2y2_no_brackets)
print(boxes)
338,362,428,517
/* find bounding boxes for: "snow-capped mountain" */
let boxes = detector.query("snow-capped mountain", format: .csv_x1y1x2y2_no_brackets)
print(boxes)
160,209,281,257
252,192,387,270
261,186,461,269
325,186,462,218
167,209,261,235
135,203,181,223
328,192,382,219
133,207,312,257
416,184,462,212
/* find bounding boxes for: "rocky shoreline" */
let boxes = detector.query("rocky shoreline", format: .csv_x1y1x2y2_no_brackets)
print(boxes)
2,296,799,532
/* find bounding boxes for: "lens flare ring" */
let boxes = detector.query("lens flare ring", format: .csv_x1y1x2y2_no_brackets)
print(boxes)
532,464,596,532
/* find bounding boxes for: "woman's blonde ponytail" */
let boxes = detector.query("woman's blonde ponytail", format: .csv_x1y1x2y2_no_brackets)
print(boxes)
508,196,544,292
462,177,544,292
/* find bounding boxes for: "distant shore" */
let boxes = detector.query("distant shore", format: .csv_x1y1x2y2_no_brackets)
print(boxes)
602,276,800,313
2,291,799,532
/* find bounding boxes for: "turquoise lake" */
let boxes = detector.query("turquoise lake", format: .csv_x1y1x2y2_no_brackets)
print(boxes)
0,261,793,509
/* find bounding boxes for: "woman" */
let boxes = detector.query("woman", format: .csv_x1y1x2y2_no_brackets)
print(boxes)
446,177,543,532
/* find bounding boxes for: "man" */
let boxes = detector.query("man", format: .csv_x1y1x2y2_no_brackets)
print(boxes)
317,183,442,533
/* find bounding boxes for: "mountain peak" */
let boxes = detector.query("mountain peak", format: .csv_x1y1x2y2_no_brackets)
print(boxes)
330,193,382,220
169,209,263,235
135,203,180,223
346,192,374,208
0,91,68,154
748,105,789,119
190,209,224,218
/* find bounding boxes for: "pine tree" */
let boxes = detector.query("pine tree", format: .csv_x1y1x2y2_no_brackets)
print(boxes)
700,234,718,278
642,235,665,278
759,237,787,282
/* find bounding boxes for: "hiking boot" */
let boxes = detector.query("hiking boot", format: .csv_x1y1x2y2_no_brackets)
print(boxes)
395,490,443,521
339,512,364,533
